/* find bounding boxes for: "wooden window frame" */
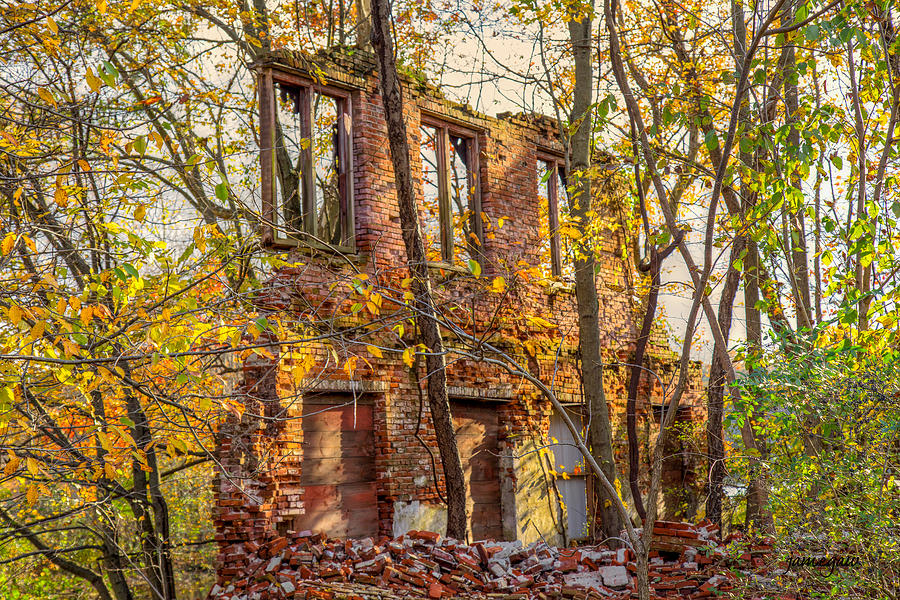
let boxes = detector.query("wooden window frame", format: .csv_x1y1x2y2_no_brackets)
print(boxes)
537,152,566,278
258,66,355,251
419,114,484,266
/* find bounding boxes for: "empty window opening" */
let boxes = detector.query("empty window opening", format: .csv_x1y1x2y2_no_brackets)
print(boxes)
420,124,442,257
259,68,354,248
419,120,482,265
312,94,342,244
538,156,572,279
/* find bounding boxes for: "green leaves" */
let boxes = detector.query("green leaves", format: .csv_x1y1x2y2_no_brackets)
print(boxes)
597,93,617,120
804,23,820,42
704,130,719,153
0,387,14,413
215,182,228,202
99,61,118,87
467,259,482,278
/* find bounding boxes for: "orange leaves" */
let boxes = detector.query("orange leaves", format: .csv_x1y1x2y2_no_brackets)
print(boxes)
36,87,57,108
526,315,556,330
91,304,112,322
350,274,388,318
28,320,45,341
288,350,316,386
26,484,38,506
1,233,15,256
3,455,19,477
61,339,81,357
86,67,103,93
366,292,383,316
402,346,416,368
7,305,22,326
0,132,19,148
343,355,358,377
53,185,68,208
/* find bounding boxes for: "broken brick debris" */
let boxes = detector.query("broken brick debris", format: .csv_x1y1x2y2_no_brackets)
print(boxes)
208,521,787,600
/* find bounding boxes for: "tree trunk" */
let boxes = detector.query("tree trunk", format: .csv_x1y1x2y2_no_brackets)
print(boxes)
847,40,870,331
705,236,744,528
625,252,657,522
783,5,812,331
124,386,177,600
370,0,468,541
567,11,624,543
740,239,774,532
356,0,372,48
626,232,680,521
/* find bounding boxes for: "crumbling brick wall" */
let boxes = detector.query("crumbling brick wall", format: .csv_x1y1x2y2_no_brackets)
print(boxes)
213,47,706,580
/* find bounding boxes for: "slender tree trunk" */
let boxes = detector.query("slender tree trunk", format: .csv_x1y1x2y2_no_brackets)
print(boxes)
812,61,823,324
91,390,134,600
356,0,372,48
705,236,744,528
370,0,468,540
125,387,177,600
100,526,134,600
728,0,773,532
847,40,869,330
567,9,624,543
740,240,773,532
783,6,812,330
626,233,680,521
625,252,657,522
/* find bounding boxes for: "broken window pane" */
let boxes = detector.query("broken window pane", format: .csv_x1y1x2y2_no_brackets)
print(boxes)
448,134,473,262
313,93,341,245
419,125,442,262
274,82,305,231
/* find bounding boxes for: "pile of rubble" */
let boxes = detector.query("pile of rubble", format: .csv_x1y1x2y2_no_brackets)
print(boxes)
208,520,772,600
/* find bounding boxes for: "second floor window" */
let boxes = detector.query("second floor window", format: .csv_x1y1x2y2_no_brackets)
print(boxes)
538,156,571,279
259,68,354,249
419,118,482,265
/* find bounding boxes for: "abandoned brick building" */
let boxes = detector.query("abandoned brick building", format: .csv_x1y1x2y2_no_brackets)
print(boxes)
212,47,705,570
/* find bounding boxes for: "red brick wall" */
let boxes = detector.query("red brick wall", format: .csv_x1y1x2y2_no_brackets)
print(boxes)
212,48,706,575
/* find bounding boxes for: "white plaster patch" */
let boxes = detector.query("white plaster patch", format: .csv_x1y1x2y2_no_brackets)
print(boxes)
563,565,629,590
391,500,447,537
598,565,629,587
562,571,607,590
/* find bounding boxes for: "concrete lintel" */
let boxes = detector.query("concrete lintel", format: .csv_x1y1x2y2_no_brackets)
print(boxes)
446,385,512,401
299,378,388,394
